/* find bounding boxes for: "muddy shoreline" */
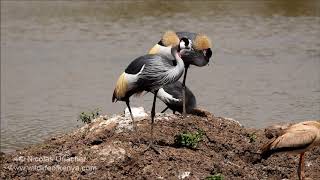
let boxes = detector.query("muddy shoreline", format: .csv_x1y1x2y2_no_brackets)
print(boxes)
1,111,319,179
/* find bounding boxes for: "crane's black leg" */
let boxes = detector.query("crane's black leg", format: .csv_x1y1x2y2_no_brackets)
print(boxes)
125,99,136,131
182,65,189,117
150,89,158,145
161,106,169,113
143,90,160,154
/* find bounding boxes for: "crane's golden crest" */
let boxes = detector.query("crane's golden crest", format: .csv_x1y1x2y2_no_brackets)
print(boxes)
114,73,128,99
194,34,212,50
162,30,179,47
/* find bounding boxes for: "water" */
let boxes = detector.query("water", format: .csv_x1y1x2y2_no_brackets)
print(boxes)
1,1,320,153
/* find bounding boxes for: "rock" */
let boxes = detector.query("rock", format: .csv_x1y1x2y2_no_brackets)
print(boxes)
98,145,126,165
125,107,148,120
178,171,191,179
89,117,117,132
224,117,243,127
78,107,149,139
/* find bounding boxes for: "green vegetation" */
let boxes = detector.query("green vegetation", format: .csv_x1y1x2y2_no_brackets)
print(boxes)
174,129,204,149
247,132,257,143
205,173,224,180
78,108,101,124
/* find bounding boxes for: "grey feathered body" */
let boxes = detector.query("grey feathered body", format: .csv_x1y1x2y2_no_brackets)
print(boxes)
124,53,184,96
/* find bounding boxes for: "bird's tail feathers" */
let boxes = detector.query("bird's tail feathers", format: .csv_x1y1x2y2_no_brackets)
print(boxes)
112,73,128,102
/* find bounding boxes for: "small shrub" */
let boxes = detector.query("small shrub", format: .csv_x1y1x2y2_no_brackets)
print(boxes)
205,173,224,180
247,132,257,143
174,129,204,149
78,108,101,124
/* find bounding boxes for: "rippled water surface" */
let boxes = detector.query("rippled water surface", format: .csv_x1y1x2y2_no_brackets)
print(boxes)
1,1,320,153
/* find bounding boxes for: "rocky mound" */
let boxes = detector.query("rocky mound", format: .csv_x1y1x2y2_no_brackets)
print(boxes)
1,109,319,179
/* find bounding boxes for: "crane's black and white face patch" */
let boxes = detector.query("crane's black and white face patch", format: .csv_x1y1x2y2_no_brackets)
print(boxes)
179,37,192,50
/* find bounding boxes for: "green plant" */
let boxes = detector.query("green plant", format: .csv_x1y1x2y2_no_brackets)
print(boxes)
174,129,204,149
78,108,101,124
205,173,224,180
247,132,257,143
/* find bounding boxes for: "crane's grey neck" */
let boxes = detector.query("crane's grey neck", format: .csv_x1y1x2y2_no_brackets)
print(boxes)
171,46,179,58
171,46,184,67
166,46,185,83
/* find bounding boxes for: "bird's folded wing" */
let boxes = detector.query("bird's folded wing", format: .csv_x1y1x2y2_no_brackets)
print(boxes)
139,56,177,86
270,128,317,151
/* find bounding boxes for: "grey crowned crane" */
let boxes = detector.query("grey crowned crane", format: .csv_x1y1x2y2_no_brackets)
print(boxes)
112,31,192,149
158,81,196,114
261,120,320,180
149,31,212,115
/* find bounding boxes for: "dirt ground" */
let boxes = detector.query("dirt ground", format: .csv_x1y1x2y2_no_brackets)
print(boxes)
1,111,319,179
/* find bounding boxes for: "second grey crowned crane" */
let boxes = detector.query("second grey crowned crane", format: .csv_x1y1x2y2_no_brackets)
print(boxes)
112,31,192,149
149,31,212,115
